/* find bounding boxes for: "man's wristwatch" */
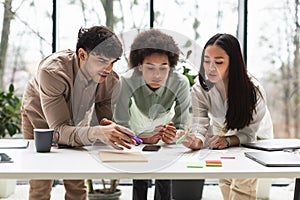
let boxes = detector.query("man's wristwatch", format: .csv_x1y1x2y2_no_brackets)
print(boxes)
225,136,231,148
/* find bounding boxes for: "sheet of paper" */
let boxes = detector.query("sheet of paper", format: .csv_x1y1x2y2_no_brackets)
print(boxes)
0,139,29,149
99,151,148,162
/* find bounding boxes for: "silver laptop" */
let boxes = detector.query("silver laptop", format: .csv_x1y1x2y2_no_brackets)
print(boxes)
242,139,300,151
245,151,300,167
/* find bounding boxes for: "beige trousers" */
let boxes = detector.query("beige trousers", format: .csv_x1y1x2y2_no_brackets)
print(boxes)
29,180,87,200
22,108,87,200
219,178,258,200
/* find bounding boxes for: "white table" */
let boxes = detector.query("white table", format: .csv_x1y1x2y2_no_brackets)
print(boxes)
1,140,300,180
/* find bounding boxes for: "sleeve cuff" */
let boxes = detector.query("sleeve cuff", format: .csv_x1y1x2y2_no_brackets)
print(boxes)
194,132,206,145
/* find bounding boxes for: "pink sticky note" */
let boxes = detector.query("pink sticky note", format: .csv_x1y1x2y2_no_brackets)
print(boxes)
220,156,235,159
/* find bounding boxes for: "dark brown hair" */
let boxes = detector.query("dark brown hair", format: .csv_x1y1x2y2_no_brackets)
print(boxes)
76,26,122,59
129,29,180,68
198,33,261,130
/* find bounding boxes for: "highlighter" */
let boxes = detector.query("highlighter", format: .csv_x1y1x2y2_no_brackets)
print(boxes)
176,128,191,144
176,133,187,144
124,133,143,145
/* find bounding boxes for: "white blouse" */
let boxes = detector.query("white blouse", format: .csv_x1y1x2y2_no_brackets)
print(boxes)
191,77,273,145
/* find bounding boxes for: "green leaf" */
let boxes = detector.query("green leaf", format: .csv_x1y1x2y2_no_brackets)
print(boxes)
0,84,21,138
183,40,192,48
8,84,14,93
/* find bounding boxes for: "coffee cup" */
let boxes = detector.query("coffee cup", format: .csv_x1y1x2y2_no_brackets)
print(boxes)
34,128,54,153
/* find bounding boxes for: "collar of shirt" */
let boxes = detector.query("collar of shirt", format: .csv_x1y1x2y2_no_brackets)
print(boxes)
74,53,96,88
76,68,98,90
77,70,89,87
73,52,80,79
209,86,228,109
140,80,166,97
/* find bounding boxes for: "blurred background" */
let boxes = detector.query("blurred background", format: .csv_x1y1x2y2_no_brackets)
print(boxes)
0,0,299,139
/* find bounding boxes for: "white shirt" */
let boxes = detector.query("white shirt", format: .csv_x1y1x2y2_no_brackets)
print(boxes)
191,77,273,145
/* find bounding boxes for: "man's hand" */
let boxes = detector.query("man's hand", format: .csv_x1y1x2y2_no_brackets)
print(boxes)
96,118,137,150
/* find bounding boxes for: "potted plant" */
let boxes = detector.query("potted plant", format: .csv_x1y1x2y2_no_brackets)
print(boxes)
87,179,121,200
0,83,21,138
0,83,21,198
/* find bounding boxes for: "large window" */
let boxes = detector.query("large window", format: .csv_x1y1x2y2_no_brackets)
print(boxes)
154,0,239,85
1,0,52,94
248,0,300,138
154,0,239,44
1,0,299,138
57,0,149,50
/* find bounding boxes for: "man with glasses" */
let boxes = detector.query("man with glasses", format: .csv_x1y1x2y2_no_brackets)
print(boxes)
21,26,136,200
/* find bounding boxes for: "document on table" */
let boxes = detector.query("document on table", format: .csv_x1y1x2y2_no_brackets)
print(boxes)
0,139,29,149
99,151,148,162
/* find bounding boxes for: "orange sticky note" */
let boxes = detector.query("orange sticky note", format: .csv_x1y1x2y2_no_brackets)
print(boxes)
205,160,222,167
205,160,222,164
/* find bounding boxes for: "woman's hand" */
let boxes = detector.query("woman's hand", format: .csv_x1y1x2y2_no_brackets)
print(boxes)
179,131,203,150
138,122,176,144
94,118,137,150
160,122,177,144
205,134,227,149
138,132,162,144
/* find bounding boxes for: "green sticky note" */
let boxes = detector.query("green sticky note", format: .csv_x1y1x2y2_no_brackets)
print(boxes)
206,163,222,167
187,163,203,168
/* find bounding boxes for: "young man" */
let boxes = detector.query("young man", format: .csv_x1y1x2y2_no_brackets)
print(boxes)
21,26,136,200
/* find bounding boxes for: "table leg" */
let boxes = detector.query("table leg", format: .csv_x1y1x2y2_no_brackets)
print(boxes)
294,178,300,200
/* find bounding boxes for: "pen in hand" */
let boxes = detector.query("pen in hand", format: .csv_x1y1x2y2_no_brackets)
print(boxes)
123,132,143,145
176,128,191,144
176,133,187,144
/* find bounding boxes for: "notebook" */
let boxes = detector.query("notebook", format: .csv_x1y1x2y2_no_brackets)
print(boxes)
0,139,29,149
241,139,300,151
99,151,148,162
244,151,300,167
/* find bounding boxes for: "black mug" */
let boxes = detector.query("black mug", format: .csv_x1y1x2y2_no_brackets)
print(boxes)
34,128,54,153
